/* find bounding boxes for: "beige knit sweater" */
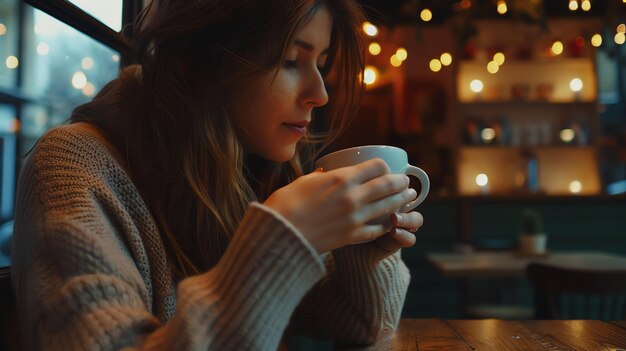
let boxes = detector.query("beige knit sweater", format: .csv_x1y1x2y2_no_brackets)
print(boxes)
11,73,411,350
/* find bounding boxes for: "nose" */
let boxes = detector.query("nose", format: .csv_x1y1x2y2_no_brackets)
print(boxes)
301,68,329,108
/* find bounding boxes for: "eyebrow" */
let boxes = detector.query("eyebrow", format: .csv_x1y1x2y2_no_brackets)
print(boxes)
294,39,330,55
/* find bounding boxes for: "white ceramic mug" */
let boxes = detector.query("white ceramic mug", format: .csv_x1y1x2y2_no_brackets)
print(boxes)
314,145,429,225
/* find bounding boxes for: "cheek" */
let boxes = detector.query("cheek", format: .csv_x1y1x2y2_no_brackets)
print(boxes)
231,80,270,127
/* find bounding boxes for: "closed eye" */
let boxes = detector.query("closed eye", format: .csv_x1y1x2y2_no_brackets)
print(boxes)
283,60,298,69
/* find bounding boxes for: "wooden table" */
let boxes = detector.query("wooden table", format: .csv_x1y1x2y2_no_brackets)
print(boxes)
338,319,626,350
426,251,626,278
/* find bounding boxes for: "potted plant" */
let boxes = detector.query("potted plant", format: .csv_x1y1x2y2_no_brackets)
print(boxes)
518,208,547,256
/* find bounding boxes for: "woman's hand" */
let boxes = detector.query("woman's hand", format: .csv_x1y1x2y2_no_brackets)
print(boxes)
372,211,424,252
263,158,417,253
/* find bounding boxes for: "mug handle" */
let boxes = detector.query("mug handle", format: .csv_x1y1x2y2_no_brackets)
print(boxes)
402,165,430,213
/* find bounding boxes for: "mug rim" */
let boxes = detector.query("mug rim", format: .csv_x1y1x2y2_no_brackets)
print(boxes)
317,145,405,162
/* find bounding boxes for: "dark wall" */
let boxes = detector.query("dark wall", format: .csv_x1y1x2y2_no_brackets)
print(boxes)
402,196,626,318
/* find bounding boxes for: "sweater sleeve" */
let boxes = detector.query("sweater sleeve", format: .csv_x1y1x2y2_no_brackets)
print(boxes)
290,243,411,345
11,129,327,351
140,203,327,350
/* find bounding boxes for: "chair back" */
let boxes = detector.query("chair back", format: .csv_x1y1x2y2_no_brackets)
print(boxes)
527,263,626,320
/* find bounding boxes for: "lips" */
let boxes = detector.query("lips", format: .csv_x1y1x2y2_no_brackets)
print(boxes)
283,120,309,128
282,120,309,133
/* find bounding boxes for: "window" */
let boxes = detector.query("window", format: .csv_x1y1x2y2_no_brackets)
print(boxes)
0,0,140,267
20,7,120,153
65,0,124,32
0,104,16,222
0,0,19,89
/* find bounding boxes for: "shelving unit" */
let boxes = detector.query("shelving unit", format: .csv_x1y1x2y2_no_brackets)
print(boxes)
455,57,601,196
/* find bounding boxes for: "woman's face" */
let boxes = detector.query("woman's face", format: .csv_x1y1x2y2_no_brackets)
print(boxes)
231,7,332,162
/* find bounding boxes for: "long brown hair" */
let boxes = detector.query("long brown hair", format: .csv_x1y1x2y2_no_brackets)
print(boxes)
104,0,365,277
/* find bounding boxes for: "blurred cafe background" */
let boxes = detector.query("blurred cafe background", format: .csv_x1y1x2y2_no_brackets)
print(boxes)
1,0,626,321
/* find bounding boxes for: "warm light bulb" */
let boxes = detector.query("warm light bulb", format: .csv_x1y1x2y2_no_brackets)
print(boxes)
591,34,602,47
618,24,626,33
363,66,378,85
560,129,575,142
82,82,96,96
0,24,6,36
368,42,381,55
470,79,484,93
569,180,582,193
5,56,18,69
396,48,408,61
569,78,583,92
487,61,499,74
390,55,403,67
569,0,578,11
481,128,496,142
429,59,442,72
476,174,489,186
72,71,87,89
81,57,94,70
497,0,508,14
493,52,505,65
615,32,626,45
581,0,591,11
420,8,433,22
440,52,452,66
362,22,378,37
36,42,49,56
551,41,564,55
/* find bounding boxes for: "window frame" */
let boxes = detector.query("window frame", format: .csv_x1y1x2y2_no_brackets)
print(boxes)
0,0,142,225
23,0,138,63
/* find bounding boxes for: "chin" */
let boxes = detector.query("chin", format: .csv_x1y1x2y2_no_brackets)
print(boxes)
266,145,297,163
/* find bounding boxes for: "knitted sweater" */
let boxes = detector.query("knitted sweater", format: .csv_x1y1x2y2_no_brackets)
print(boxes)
11,73,411,351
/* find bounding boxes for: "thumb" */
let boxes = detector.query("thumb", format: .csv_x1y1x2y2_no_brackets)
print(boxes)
308,167,325,175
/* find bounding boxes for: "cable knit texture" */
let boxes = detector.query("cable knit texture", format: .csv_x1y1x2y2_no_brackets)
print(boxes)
11,71,411,350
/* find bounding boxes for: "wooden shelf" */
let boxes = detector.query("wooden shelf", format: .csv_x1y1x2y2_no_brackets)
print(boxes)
457,147,600,195
455,53,601,196
457,58,596,102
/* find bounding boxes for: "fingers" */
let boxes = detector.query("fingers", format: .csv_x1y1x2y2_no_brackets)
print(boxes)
348,158,391,184
309,158,389,188
359,174,410,203
390,211,424,232
391,228,417,247
350,224,387,244
374,212,423,251
374,228,416,251
361,188,417,223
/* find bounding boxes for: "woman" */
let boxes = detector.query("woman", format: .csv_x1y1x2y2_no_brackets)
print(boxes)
11,0,423,349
